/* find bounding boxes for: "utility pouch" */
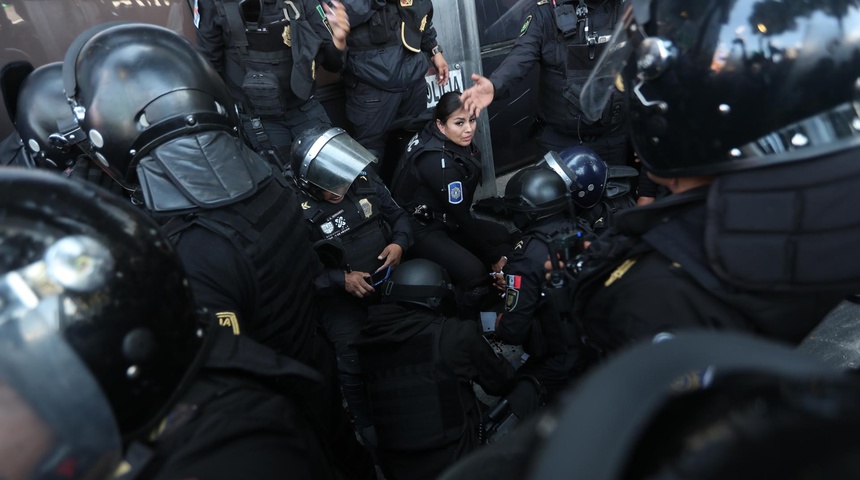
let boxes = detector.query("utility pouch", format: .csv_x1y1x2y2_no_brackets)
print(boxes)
555,4,579,38
369,8,390,44
241,70,282,117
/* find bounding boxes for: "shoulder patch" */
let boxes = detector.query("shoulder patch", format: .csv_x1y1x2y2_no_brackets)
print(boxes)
216,311,241,335
520,14,533,37
604,258,637,287
448,181,464,204
506,274,522,289
505,287,520,311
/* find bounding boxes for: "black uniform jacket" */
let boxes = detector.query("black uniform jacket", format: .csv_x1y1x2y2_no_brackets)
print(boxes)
196,0,345,85
571,185,846,360
341,0,437,88
132,331,336,480
497,217,583,352
403,123,512,264
307,172,413,291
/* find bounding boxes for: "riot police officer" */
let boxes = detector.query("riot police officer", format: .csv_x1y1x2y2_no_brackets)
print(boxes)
1,61,127,193
542,145,636,234
551,0,860,371
291,125,413,441
355,259,517,480
441,332,860,480
461,0,629,165
195,0,349,171
496,164,592,398
61,23,373,477
340,0,448,160
391,91,513,319
0,169,337,479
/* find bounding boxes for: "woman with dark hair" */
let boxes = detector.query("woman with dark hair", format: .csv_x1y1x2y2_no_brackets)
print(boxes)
390,91,512,319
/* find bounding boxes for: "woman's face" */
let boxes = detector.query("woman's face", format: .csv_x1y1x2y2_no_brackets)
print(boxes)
436,106,476,147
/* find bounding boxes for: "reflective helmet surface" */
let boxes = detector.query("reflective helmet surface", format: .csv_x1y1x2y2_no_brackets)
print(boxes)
0,169,205,439
14,63,84,171
503,164,569,223
582,0,860,176
558,146,608,208
381,259,455,314
291,126,377,198
63,22,237,187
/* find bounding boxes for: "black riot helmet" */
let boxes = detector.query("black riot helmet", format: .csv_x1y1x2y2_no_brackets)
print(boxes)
14,62,87,171
542,146,608,209
381,259,456,315
291,126,377,199
580,1,860,177
504,164,570,228
62,22,239,189
0,170,208,454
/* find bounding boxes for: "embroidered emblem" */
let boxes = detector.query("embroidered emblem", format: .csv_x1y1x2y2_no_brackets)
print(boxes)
419,14,427,32
283,25,292,47
216,312,241,335
400,0,413,6
321,222,335,235
514,240,525,250
505,287,519,311
520,14,533,37
359,198,373,218
506,274,522,289
448,181,463,204
301,201,310,210
311,59,316,79
406,134,420,152
604,258,637,287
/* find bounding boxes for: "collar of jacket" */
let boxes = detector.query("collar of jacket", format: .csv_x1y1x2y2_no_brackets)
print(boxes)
613,184,711,236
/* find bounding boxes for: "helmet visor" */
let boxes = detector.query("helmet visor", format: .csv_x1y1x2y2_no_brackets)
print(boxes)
540,151,577,193
0,305,121,480
579,3,638,122
0,234,121,479
301,129,377,197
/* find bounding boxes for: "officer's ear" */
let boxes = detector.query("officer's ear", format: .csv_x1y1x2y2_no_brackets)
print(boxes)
435,119,446,135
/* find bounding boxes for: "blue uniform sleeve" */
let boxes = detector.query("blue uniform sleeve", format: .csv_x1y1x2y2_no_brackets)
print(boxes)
370,172,414,251
489,4,552,100
195,0,227,75
496,242,546,347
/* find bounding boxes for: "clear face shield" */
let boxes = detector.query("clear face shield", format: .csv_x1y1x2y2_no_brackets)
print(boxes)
299,128,377,197
0,234,122,480
540,151,577,193
579,2,648,123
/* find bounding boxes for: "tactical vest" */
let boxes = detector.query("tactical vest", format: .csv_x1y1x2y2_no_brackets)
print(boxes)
391,126,482,220
165,176,320,360
513,226,581,356
358,314,468,451
214,0,322,113
300,174,390,273
347,0,433,52
540,0,625,133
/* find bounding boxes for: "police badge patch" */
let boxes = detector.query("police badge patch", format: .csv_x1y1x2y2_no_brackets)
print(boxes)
321,222,335,235
359,198,373,218
520,15,533,37
283,25,291,47
448,181,463,204
505,287,519,311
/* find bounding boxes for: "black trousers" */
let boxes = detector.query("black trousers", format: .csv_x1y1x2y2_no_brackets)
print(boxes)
241,99,331,172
